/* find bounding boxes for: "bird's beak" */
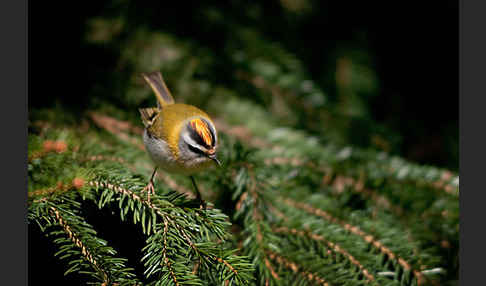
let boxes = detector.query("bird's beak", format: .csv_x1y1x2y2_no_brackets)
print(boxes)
208,154,222,167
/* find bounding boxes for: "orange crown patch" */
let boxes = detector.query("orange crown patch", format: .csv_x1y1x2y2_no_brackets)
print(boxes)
190,118,213,147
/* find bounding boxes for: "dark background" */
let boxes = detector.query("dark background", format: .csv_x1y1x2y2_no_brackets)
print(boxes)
29,1,458,284
29,1,458,169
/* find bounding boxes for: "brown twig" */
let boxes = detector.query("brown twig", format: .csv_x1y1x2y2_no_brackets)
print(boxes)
214,256,238,276
88,112,145,150
83,155,126,164
88,112,144,135
160,217,179,285
235,191,248,212
29,178,85,199
264,257,280,280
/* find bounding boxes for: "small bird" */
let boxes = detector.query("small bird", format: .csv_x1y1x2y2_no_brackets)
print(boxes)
139,71,220,208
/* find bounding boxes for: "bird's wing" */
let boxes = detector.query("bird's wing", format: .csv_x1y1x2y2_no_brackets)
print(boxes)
139,107,160,128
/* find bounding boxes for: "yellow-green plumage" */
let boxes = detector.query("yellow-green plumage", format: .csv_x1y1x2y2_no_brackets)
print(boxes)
146,103,213,159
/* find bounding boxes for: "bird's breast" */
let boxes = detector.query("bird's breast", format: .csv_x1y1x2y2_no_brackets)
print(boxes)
143,129,213,175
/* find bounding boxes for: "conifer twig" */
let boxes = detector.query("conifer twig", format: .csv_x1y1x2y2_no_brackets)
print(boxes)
48,205,110,284
266,250,330,286
282,197,427,285
234,166,281,282
273,226,375,282
247,170,277,281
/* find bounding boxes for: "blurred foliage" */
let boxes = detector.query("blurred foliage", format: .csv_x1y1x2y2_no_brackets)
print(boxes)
29,1,458,285
30,0,458,170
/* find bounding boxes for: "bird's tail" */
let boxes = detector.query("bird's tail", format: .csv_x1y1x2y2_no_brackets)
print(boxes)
141,71,175,108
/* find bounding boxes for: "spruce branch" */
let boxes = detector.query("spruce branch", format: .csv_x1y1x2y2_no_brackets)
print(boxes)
88,174,253,285
29,109,452,285
282,197,427,285
264,157,405,217
29,14,458,285
30,129,245,283
230,165,283,285
82,150,197,201
29,197,140,285
142,219,202,286
266,250,330,286
273,226,375,283
48,205,109,283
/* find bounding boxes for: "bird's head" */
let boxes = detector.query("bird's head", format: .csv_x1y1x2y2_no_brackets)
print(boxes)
178,117,220,166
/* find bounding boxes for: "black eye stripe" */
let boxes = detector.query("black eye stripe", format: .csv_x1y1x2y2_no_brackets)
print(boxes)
189,128,209,148
187,143,206,156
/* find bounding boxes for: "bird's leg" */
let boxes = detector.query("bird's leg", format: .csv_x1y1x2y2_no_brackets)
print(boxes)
142,167,158,203
190,176,206,210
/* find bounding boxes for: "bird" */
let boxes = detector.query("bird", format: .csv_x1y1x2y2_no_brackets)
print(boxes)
139,71,220,209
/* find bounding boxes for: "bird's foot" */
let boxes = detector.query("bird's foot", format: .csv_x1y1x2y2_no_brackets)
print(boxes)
142,180,156,203
198,198,207,210
142,167,158,203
